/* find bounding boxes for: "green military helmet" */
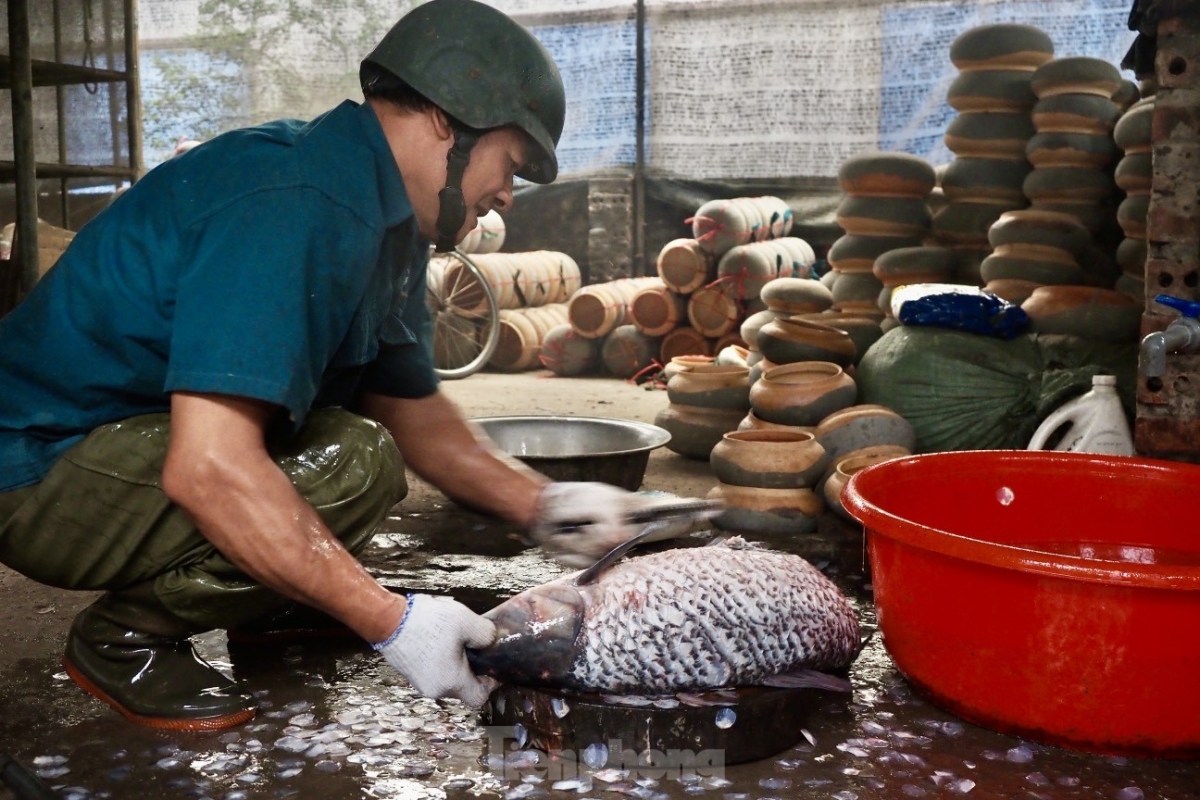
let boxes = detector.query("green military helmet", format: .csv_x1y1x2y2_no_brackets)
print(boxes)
362,0,566,184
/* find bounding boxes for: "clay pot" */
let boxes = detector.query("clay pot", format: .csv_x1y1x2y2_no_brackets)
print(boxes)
947,69,1037,113
737,410,812,434
828,234,925,274
710,430,829,489
687,284,742,338
950,24,1054,71
944,112,1036,159
749,362,857,427
984,279,1044,306
1022,167,1114,204
1030,56,1123,99
666,364,751,411
1026,132,1118,169
715,344,751,368
823,451,908,522
932,201,1018,246
538,324,599,376
814,404,917,465
1032,94,1121,135
655,403,746,460
942,157,1032,204
872,246,957,287
659,326,712,362
987,209,1091,255
748,357,779,386
757,317,857,367
662,354,714,380
601,325,662,379
656,238,716,294
797,313,884,363
837,152,937,198
760,277,833,314
707,483,825,535
1114,98,1154,153
1020,286,1142,343
716,243,785,302
835,196,933,237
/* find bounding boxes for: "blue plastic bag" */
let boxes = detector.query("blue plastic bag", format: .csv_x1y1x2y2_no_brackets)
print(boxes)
891,283,1029,339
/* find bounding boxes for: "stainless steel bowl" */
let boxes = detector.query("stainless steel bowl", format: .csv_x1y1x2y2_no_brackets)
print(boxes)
472,415,671,490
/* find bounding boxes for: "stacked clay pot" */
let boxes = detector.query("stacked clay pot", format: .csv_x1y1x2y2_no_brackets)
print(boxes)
1019,284,1142,343
454,250,582,310
538,323,601,377
748,361,857,429
1023,57,1124,244
489,303,571,371
1112,95,1154,303
567,276,663,340
601,324,663,379
832,152,936,310
938,24,1053,285
872,246,957,326
655,364,752,459
650,204,816,367
707,430,829,534
980,209,1090,291
811,404,916,520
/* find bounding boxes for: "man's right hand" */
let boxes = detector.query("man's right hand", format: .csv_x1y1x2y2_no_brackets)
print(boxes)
374,594,499,708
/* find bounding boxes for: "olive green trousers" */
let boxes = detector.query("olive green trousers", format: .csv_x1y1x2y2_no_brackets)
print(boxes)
0,409,406,630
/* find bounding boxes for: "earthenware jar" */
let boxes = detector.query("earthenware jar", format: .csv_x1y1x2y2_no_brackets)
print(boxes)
710,430,829,489
814,404,918,465
737,410,811,434
757,317,857,367
662,354,715,382
823,451,908,522
655,403,746,460
750,362,857,427
707,482,825,535
666,364,751,411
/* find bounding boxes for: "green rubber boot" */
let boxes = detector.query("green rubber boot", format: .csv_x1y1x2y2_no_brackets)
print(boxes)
62,584,256,731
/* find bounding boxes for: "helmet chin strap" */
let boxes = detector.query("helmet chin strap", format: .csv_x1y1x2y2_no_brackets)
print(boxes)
434,127,479,253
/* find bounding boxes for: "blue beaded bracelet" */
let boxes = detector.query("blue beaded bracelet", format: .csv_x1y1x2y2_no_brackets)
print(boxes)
372,592,416,651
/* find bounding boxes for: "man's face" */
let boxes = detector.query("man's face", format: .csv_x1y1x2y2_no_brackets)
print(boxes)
453,126,530,243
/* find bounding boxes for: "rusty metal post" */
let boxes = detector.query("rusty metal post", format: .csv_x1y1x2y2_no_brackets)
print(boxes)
1134,0,1200,460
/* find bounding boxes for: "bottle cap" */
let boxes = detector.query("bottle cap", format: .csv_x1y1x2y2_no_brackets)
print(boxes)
1093,375,1117,387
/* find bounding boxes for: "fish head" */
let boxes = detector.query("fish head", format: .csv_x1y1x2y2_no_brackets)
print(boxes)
467,581,586,687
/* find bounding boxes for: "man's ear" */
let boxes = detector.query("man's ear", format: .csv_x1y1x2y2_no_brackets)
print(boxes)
430,107,454,142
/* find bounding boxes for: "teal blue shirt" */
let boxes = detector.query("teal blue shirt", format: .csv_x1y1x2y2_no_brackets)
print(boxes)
0,100,437,491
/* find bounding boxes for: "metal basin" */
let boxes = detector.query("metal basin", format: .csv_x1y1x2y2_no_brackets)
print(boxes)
473,415,671,490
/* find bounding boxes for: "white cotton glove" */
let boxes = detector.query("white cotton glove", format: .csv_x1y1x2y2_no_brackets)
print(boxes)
374,594,499,708
529,482,716,568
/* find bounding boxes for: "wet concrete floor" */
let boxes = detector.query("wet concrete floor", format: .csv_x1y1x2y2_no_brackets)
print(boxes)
1,373,1197,800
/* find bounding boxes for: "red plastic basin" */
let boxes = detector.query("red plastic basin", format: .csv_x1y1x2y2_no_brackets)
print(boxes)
842,450,1200,758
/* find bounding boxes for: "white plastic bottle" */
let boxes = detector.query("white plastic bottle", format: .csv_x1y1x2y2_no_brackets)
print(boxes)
1027,375,1135,456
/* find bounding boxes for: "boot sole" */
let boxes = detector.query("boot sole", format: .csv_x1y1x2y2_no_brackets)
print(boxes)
62,656,256,731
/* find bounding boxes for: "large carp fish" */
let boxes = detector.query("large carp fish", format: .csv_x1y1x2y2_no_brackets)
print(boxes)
467,536,860,695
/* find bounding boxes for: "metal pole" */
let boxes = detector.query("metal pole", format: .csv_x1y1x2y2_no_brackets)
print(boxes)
633,0,646,276
125,0,144,180
9,0,41,293
54,0,69,226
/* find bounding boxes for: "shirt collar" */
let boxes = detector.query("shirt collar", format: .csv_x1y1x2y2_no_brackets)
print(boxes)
354,99,415,229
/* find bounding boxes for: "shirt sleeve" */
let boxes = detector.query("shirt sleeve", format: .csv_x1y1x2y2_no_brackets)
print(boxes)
166,187,379,424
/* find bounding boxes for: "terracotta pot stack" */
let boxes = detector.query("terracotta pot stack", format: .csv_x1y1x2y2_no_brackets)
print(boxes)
832,152,936,309
646,197,816,367
706,430,829,535
487,303,571,372
1023,57,1124,256
936,24,1053,285
1112,95,1154,304
654,364,752,460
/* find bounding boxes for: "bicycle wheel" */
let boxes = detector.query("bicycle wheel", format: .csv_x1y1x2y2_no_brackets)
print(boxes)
426,248,500,379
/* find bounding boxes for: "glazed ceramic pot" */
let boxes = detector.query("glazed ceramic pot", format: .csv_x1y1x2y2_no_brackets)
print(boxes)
707,482,825,535
749,361,858,427
814,404,917,465
710,429,829,489
666,364,751,411
655,403,746,460
823,451,908,522
757,317,857,367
